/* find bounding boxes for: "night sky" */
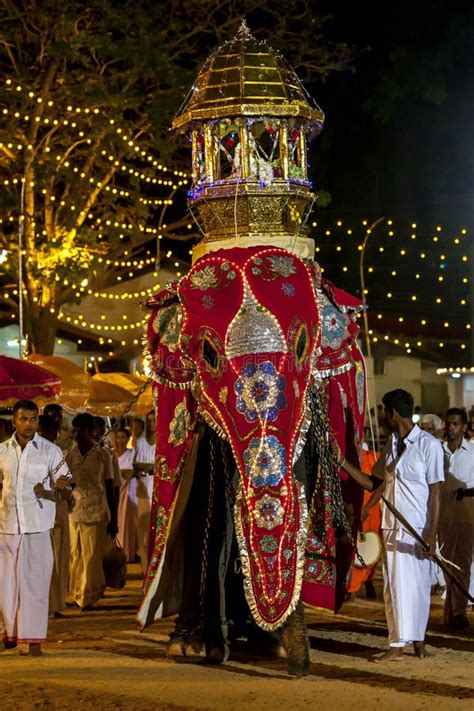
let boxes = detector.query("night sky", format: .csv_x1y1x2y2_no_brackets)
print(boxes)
297,1,474,365
312,1,474,222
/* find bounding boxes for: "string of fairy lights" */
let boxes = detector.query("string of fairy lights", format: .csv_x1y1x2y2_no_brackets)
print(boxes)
310,217,471,360
0,77,471,363
0,76,194,364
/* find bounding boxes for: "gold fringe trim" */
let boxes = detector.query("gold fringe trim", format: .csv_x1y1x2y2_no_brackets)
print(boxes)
151,371,195,391
316,361,353,379
197,406,228,441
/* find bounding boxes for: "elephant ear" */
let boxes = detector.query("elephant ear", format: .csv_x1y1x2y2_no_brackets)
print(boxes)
146,286,194,389
141,286,198,612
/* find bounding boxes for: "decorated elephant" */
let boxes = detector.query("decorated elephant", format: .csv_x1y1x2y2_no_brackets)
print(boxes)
136,245,366,676
136,23,368,677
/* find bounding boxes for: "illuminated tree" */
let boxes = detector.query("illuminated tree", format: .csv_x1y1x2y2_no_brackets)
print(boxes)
0,0,354,354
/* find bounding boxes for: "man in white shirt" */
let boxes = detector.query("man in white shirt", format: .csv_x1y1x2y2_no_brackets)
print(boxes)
0,400,70,656
439,408,474,629
133,410,155,573
338,389,444,661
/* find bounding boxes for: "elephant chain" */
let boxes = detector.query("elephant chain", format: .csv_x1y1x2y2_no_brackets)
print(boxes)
199,429,217,625
308,388,364,566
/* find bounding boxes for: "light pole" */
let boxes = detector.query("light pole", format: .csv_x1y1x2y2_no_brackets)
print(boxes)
359,216,386,447
470,240,474,365
18,180,26,359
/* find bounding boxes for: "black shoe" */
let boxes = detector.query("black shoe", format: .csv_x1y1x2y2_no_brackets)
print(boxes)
451,614,469,630
3,639,17,650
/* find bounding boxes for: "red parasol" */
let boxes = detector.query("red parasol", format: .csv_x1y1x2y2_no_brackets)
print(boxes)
0,354,62,406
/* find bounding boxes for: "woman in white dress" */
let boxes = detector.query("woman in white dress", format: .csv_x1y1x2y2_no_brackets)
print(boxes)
115,428,138,562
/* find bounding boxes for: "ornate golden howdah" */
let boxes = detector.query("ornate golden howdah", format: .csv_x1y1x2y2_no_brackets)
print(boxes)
172,21,325,261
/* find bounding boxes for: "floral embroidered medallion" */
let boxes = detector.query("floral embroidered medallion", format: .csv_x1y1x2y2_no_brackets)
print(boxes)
281,282,296,297
189,265,218,290
268,255,297,278
250,254,297,280
152,304,182,353
201,294,215,310
254,494,285,530
260,535,278,553
235,361,287,423
168,401,192,447
190,261,237,290
320,299,349,351
243,435,287,488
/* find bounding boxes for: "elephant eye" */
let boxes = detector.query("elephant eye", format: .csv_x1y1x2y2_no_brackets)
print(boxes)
198,327,224,378
295,324,308,366
202,337,219,371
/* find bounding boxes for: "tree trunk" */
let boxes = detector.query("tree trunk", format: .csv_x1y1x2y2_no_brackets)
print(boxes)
26,307,59,355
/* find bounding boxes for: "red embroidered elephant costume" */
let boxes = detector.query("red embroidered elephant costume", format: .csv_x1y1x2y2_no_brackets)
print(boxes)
137,24,367,675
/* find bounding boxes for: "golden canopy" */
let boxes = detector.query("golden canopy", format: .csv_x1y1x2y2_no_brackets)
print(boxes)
172,21,325,262
173,20,324,130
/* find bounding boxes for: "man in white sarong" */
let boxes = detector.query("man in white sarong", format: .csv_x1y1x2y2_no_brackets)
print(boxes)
133,410,155,573
439,408,474,629
0,400,70,656
67,413,117,609
338,389,444,661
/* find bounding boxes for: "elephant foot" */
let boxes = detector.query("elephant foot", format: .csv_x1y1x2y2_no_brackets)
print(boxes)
166,636,186,659
166,634,206,661
282,601,310,678
184,638,206,660
206,641,230,665
247,627,287,659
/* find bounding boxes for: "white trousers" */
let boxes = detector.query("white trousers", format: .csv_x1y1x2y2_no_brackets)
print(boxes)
382,528,432,647
136,476,152,574
49,500,70,614
0,531,54,644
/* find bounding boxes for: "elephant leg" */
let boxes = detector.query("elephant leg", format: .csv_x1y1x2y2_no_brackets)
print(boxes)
281,600,310,677
203,429,233,665
167,426,232,664
166,429,213,660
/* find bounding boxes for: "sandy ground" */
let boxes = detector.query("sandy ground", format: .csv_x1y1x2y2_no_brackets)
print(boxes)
0,565,472,711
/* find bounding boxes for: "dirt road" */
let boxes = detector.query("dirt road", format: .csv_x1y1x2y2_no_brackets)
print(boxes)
0,565,472,711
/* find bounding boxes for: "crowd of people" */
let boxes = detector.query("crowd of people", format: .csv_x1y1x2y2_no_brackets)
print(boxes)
0,390,472,660
0,400,155,655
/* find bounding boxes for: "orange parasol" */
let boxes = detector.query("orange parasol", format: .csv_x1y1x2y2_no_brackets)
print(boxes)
27,354,90,412
85,378,137,417
92,372,153,416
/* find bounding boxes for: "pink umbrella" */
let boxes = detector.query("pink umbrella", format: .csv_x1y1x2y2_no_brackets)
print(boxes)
0,355,62,406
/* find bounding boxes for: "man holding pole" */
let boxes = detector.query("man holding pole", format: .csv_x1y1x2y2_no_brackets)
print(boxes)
336,389,444,661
